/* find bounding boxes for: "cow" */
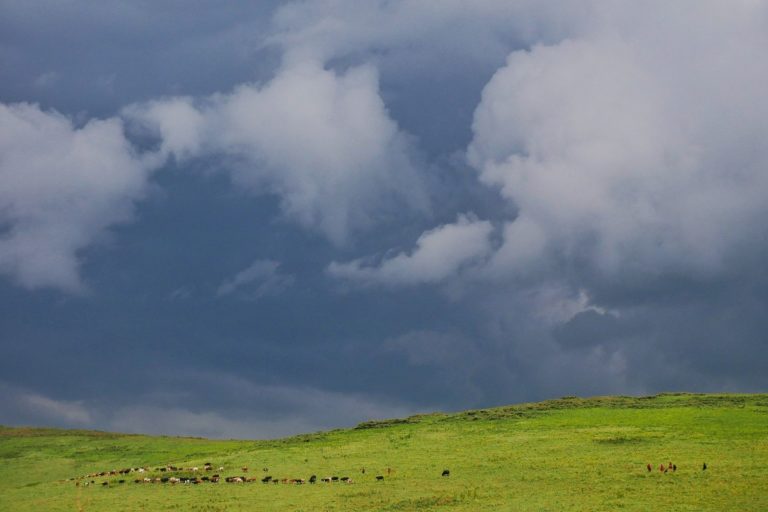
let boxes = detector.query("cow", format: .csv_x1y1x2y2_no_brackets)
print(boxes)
309,475,317,484
262,476,272,483
659,464,665,472
340,477,349,482
321,477,332,483
672,464,677,472
442,469,450,477
376,475,384,481
646,464,652,472
703,462,707,470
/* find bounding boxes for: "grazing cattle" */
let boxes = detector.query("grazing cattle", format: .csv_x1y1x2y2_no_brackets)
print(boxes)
202,476,210,481
211,477,220,483
101,482,108,487
703,462,707,470
161,477,169,483
321,477,332,483
309,475,317,484
346,478,354,484
241,466,248,472
340,477,349,482
133,479,141,484
376,475,384,481
442,469,450,477
218,466,225,471
262,476,272,483
361,467,365,474
672,464,677,472
646,464,652,472
169,477,180,484
331,476,339,482
659,464,665,472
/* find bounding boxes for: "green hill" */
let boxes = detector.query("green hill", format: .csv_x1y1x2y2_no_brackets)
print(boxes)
1,393,767,511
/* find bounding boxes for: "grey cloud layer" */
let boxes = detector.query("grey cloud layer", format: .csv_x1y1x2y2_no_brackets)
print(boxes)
1,0,767,437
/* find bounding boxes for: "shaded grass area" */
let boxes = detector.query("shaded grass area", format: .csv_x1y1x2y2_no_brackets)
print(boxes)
1,393,767,511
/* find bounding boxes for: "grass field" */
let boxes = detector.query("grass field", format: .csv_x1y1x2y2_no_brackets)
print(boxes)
1,393,767,511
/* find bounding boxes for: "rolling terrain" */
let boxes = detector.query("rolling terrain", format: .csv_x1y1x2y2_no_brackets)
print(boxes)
1,393,767,511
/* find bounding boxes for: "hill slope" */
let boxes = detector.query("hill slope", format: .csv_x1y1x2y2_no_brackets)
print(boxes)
1,393,767,511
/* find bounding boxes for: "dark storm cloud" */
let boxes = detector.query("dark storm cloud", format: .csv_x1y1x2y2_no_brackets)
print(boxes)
1,0,767,438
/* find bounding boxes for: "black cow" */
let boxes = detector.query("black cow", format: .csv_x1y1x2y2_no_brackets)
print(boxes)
376,475,384,481
309,475,317,484
442,469,450,477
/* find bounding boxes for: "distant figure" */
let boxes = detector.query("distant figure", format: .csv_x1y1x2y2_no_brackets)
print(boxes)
263,467,268,472
361,467,365,474
387,467,392,475
442,469,450,477
376,475,384,481
659,464,665,472
672,464,677,472
646,464,652,472
703,462,707,470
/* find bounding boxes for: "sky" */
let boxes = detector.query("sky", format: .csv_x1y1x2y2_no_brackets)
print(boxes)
1,0,767,439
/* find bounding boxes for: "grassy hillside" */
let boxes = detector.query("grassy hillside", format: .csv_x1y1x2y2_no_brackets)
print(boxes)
1,393,767,511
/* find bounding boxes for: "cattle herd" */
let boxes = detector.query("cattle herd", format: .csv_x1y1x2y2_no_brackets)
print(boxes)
69,460,706,488
68,463,423,488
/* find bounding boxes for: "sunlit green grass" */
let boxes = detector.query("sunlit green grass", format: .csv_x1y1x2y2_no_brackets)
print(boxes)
1,393,766,511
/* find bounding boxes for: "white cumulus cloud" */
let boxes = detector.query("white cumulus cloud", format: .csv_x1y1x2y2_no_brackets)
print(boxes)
0,103,152,291
328,214,493,285
127,60,428,245
468,3,768,281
